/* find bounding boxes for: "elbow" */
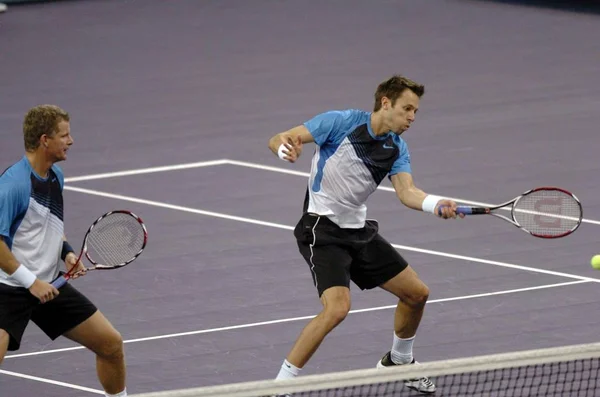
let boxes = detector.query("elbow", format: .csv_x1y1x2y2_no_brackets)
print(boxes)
396,192,408,206
396,190,419,209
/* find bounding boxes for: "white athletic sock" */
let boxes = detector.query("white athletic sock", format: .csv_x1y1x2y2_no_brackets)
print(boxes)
275,359,301,380
391,333,415,364
105,388,127,397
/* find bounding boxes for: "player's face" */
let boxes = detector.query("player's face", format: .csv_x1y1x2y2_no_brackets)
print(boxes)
44,120,73,162
383,89,420,135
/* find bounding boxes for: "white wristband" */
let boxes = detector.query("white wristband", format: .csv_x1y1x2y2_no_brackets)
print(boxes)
422,195,443,214
9,264,37,288
277,143,288,161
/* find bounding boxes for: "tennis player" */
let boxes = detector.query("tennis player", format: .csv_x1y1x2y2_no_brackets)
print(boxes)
0,105,128,397
268,75,462,394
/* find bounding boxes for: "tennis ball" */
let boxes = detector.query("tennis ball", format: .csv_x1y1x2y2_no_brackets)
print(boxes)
591,255,600,270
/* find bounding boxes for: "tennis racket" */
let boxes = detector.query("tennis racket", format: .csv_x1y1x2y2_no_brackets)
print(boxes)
438,187,583,239
51,210,148,288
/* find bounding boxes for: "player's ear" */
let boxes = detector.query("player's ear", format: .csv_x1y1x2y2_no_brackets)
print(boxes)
381,97,390,110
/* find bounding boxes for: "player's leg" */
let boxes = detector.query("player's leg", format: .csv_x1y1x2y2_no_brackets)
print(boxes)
276,214,353,381
63,311,126,396
381,265,429,343
282,286,351,371
0,330,9,364
276,252,353,380
378,266,435,394
31,284,126,396
353,231,429,355
351,231,434,394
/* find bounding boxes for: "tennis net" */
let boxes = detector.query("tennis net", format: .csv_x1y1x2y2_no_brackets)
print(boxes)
131,342,600,397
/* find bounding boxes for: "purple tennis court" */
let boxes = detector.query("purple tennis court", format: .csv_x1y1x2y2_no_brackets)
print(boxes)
1,0,600,396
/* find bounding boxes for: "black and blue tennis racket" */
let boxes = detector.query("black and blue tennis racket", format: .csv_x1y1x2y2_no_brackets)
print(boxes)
52,210,148,288
439,187,583,239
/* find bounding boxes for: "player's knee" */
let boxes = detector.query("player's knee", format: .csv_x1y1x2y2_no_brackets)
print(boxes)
96,330,124,361
405,284,429,309
320,287,351,327
324,305,350,327
399,283,429,309
323,298,351,326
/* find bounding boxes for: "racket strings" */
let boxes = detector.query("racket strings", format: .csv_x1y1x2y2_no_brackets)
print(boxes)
86,213,145,267
513,190,581,237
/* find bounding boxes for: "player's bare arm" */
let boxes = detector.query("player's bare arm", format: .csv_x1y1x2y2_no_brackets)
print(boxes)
0,237,20,276
390,172,461,219
268,125,315,163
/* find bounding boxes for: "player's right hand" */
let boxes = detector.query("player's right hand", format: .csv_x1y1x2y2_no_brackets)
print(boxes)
435,199,465,219
28,279,59,303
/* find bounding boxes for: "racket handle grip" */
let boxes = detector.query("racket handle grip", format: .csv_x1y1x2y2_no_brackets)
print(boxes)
456,206,474,215
437,206,475,216
51,275,69,289
438,206,490,216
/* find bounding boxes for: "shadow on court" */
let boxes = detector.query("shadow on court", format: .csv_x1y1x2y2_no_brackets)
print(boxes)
464,0,600,14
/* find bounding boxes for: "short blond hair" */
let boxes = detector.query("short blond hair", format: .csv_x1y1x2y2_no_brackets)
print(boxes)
23,104,70,151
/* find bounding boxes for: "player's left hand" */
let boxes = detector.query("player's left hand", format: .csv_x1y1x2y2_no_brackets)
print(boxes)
280,135,303,163
435,199,465,219
65,252,87,279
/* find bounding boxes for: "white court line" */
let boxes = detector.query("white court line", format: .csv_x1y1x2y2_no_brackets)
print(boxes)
63,158,600,226
63,185,600,284
64,159,229,183
4,279,588,360
64,186,291,230
0,369,103,394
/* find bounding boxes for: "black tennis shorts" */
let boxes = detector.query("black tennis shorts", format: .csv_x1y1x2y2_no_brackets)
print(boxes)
0,280,98,351
294,212,409,297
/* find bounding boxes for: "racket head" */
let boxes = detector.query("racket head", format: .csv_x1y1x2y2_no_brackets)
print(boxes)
83,210,148,269
511,187,582,238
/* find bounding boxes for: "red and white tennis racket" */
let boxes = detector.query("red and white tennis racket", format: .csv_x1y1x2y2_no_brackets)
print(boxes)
52,210,148,288
439,187,583,239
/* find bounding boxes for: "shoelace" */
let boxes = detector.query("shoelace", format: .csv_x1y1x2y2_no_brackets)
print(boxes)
420,377,435,387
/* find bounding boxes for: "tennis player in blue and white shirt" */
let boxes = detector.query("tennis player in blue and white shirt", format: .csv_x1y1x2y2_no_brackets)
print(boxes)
268,75,463,394
0,105,129,397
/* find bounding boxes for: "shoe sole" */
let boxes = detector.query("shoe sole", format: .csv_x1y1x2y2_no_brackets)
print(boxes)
405,381,436,394
377,360,436,394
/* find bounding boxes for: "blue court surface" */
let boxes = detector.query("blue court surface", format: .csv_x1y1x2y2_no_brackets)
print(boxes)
1,0,599,395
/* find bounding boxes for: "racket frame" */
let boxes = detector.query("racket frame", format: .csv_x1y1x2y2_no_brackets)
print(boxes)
454,187,583,239
83,210,148,270
51,210,147,288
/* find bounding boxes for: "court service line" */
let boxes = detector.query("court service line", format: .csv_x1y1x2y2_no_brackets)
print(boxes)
63,186,600,284
0,369,103,394
4,279,588,360
62,158,600,226
64,159,229,183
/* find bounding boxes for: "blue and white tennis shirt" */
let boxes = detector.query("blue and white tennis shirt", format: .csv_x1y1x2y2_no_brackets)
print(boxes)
303,109,412,229
0,156,65,286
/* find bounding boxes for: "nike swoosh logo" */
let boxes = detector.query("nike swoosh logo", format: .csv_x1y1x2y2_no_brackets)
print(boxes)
383,143,394,149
